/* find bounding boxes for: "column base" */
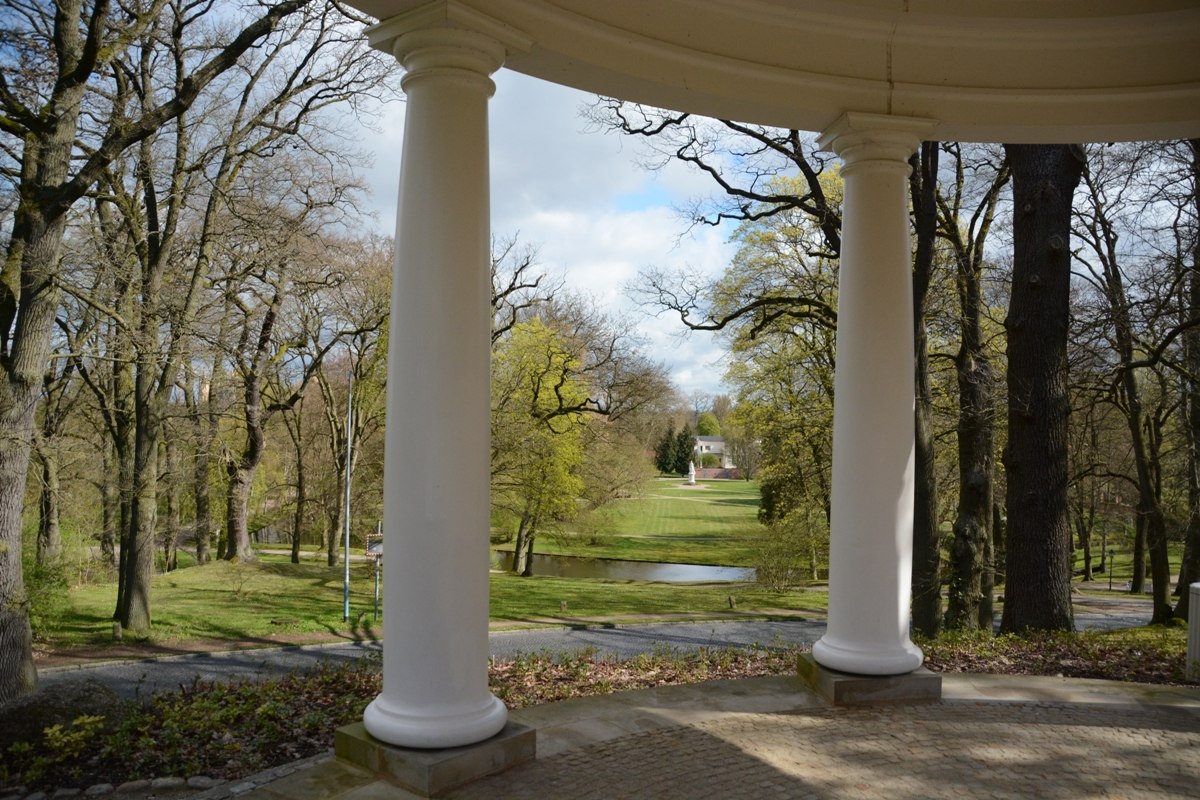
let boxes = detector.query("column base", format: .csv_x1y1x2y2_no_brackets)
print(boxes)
363,693,508,749
336,720,535,797
812,634,924,676
798,653,941,706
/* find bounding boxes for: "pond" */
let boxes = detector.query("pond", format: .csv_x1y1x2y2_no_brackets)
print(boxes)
491,550,756,583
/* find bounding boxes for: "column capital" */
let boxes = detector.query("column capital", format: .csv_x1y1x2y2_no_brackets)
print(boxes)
366,1,531,77
818,112,937,167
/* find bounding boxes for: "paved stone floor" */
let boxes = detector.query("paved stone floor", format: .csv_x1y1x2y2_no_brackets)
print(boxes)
231,674,1200,800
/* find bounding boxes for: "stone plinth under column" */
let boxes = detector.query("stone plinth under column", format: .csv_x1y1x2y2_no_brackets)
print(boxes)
335,722,535,797
798,654,942,706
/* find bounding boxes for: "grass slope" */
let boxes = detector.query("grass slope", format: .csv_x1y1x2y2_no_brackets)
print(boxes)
528,478,763,566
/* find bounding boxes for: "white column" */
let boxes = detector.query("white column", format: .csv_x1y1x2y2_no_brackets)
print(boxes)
811,113,936,676
363,26,508,749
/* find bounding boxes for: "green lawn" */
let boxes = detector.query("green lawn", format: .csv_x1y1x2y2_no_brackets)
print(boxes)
1071,543,1186,592
38,550,823,651
54,556,385,649
528,478,764,566
488,572,825,623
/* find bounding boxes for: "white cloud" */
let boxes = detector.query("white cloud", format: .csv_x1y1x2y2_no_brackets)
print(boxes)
356,70,738,397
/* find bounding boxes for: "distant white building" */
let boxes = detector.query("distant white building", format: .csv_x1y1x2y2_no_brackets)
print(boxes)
694,435,736,469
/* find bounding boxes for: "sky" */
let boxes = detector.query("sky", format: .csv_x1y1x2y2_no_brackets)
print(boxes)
356,70,738,399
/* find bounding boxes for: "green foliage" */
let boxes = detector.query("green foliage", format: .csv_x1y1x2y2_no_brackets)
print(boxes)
24,558,70,639
696,412,720,437
3,714,106,785
700,453,721,468
491,318,588,541
2,662,381,793
714,174,839,518
752,506,828,590
579,424,653,511
653,423,677,474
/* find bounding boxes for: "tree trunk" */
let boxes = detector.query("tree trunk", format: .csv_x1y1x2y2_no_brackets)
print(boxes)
326,510,338,567
0,0,95,702
163,437,180,572
187,374,216,566
0,245,52,694
1082,166,1175,622
992,502,1006,587
225,467,255,561
284,398,308,565
940,147,1005,633
979,511,995,630
118,415,158,632
946,314,995,630
111,340,136,621
512,513,530,573
100,443,118,568
1131,518,1147,593
909,144,942,638
1176,139,1200,621
292,459,306,564
193,443,212,566
1078,518,1093,581
36,440,63,565
521,522,538,578
999,144,1082,634
0,414,38,704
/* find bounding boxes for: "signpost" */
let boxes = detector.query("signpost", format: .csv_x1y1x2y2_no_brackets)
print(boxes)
367,524,383,622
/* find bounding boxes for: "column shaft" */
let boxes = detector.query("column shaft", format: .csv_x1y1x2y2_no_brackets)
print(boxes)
811,113,934,676
363,28,508,749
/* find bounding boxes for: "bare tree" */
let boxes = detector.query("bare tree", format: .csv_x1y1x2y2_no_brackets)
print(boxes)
1177,139,1200,620
937,143,1010,631
0,0,322,703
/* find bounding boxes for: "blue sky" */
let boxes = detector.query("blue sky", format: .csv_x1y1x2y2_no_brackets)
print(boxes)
358,70,736,398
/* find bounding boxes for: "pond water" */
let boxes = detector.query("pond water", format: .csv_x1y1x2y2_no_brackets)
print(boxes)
491,550,756,583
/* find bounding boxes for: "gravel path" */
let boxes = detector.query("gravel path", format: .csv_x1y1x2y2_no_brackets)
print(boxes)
34,595,1153,701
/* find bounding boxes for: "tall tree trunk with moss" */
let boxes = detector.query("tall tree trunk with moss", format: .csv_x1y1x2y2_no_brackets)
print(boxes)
909,143,942,638
0,0,92,701
938,146,1009,631
1000,144,1083,634
35,436,63,566
1177,139,1200,621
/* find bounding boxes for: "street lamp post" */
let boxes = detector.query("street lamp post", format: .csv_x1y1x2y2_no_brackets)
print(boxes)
343,367,355,623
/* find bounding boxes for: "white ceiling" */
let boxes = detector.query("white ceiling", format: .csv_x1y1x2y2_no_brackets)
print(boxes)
347,0,1200,143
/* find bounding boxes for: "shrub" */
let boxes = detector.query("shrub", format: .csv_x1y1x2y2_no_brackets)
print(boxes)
24,559,70,639
752,508,828,591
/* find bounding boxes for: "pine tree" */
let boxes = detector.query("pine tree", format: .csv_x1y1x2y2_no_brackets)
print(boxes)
672,423,696,475
654,424,677,474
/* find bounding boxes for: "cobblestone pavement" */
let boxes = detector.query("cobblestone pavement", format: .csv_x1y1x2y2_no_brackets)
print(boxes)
450,701,1200,799
224,674,1200,800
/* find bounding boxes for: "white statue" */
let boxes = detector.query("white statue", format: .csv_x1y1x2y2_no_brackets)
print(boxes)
688,460,696,485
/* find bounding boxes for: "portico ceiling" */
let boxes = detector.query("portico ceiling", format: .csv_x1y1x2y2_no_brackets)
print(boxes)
347,0,1200,143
